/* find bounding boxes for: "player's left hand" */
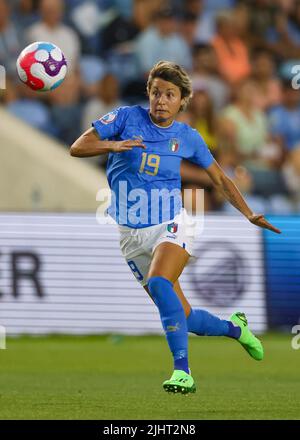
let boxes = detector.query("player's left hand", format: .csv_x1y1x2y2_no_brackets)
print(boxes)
248,214,281,234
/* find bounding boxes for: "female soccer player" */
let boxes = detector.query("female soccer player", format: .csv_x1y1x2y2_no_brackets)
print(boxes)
70,61,281,395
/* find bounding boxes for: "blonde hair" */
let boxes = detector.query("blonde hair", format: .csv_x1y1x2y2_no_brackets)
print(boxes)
147,60,193,111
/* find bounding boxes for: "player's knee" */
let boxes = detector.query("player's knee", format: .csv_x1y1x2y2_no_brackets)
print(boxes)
148,276,173,293
148,276,179,309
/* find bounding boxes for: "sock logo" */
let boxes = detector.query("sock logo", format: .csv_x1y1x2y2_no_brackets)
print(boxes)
166,322,180,332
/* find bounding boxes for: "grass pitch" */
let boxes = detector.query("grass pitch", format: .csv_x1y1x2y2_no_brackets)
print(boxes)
0,333,299,420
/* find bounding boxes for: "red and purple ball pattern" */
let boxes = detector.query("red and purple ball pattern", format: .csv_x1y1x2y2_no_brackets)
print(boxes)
16,42,67,92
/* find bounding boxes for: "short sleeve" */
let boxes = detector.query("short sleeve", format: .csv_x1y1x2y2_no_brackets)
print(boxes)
188,128,214,169
92,106,130,140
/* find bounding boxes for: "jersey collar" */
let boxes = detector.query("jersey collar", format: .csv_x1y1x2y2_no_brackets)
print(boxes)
148,110,175,129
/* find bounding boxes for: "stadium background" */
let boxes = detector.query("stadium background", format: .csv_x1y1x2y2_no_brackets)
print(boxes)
0,0,299,420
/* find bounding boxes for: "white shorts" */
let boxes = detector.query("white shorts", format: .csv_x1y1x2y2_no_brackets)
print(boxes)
118,209,197,286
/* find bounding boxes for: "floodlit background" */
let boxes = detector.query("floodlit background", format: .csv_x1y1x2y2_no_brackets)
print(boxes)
0,0,299,420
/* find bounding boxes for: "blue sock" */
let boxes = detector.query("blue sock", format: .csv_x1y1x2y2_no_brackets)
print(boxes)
227,321,242,339
148,276,189,374
187,308,241,339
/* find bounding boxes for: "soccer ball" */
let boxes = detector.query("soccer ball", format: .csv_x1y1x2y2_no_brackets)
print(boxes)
16,41,67,92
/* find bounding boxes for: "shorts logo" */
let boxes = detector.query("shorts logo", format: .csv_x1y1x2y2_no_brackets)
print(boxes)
169,138,179,152
167,222,178,233
100,111,117,124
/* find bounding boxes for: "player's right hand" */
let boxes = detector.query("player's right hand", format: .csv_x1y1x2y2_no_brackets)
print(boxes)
248,213,282,234
110,139,146,153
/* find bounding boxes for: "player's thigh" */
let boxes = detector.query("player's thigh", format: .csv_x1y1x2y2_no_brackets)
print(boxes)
147,242,190,284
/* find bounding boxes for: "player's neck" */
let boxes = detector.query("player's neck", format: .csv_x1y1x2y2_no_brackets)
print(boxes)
148,112,174,128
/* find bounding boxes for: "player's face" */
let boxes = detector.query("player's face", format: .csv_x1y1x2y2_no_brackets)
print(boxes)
149,78,184,127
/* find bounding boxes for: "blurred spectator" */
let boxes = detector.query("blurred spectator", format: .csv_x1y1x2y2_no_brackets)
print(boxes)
189,85,218,151
101,0,163,56
1,0,299,212
26,0,81,70
7,98,55,135
181,160,216,212
6,80,56,136
245,0,277,51
219,78,286,197
211,10,251,84
180,85,221,212
114,0,133,19
181,143,242,212
251,49,283,111
0,0,25,77
203,0,236,13
82,72,123,168
114,0,163,22
100,8,139,56
219,79,276,163
176,109,194,125
47,71,82,145
134,8,192,77
233,2,251,43
179,12,198,48
82,73,122,132
264,2,300,60
79,55,106,98
68,0,103,55
276,0,294,14
191,43,229,111
99,1,164,94
182,0,216,44
269,79,300,153
214,148,259,213
11,0,40,31
269,79,300,200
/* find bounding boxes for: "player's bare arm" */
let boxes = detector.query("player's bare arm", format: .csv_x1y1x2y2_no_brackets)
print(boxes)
205,160,281,234
70,127,146,157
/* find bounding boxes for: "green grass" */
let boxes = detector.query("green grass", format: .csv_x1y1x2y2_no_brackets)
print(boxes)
0,333,299,420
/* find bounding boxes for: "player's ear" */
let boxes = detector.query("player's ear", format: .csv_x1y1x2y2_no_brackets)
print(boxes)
180,97,188,111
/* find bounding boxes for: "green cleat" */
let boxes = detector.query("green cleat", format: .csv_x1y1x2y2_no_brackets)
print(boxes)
230,312,264,361
163,370,196,395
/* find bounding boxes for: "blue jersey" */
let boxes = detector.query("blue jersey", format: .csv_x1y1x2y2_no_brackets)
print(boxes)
92,105,214,228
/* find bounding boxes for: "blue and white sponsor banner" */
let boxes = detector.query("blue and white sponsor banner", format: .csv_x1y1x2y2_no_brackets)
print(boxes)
264,216,300,330
0,214,266,335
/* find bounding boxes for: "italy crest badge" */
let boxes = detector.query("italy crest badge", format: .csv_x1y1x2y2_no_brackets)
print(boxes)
169,138,179,152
